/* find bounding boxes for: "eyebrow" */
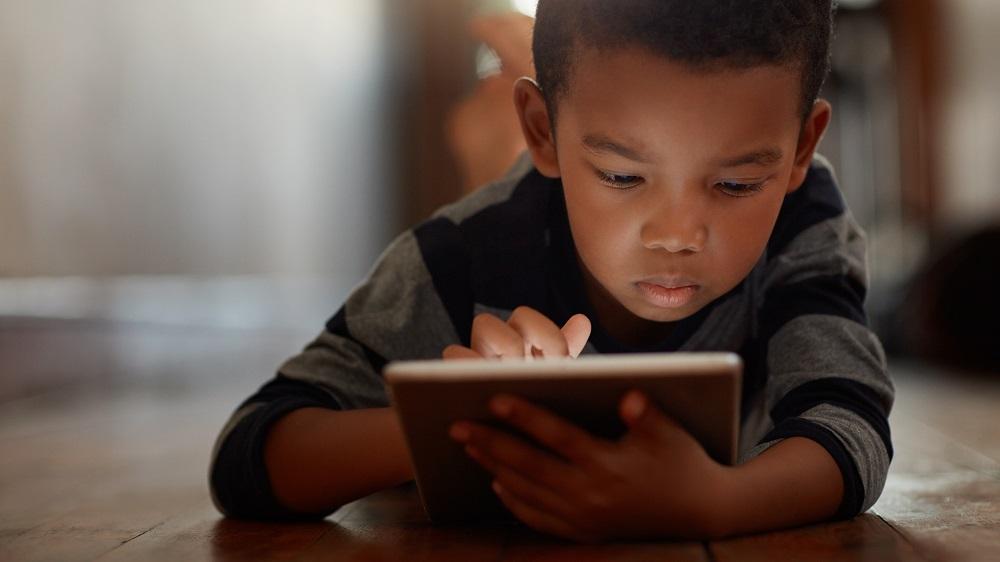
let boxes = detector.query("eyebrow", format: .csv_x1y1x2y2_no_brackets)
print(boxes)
583,134,784,169
581,134,652,163
717,148,784,168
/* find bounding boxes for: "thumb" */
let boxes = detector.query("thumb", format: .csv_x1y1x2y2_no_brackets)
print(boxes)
560,314,592,358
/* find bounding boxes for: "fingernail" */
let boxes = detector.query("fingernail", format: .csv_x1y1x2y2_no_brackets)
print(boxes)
492,480,504,495
465,445,481,460
450,423,471,442
491,396,513,417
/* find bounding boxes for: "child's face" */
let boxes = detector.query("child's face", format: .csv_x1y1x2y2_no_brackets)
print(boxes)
517,47,830,345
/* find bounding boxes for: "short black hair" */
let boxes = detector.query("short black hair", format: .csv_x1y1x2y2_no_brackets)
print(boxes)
532,0,836,124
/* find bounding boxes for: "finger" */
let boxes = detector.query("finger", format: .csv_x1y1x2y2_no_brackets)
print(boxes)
452,421,572,491
462,443,576,517
463,443,500,472
561,314,592,358
442,344,483,361
507,306,568,358
491,462,577,518
618,390,686,444
492,482,590,543
490,394,603,465
471,313,524,358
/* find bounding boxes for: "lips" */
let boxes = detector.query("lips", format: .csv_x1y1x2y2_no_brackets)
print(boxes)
639,275,700,289
635,276,700,308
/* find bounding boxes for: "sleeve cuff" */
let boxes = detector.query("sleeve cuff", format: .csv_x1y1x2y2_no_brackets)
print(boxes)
210,396,337,521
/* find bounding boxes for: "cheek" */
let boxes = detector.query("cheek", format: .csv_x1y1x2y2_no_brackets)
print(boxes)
563,187,635,270
713,197,783,277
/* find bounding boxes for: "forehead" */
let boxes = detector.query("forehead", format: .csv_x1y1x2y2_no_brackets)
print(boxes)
557,47,803,158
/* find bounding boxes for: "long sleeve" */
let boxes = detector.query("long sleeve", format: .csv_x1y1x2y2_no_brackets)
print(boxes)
207,226,469,520
741,157,894,518
207,153,540,520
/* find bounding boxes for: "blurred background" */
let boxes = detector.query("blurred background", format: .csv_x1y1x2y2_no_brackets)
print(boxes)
1,0,998,401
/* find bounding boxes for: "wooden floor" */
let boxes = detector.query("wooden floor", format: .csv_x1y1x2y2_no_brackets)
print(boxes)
1,318,999,561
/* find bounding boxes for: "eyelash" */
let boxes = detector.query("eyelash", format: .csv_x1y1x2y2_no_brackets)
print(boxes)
595,170,642,190
594,170,765,197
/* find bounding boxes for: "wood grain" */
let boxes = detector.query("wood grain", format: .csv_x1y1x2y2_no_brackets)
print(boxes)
2,321,998,561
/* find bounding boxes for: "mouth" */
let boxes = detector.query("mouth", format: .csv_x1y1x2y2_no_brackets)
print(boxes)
635,276,701,309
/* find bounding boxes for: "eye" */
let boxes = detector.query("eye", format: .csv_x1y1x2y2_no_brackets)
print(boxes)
595,169,643,190
716,181,765,197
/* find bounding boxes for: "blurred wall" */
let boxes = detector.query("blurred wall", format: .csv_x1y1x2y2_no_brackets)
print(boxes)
939,0,1000,233
0,1,397,279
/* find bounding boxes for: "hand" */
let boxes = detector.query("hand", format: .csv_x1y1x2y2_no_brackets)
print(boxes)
448,390,730,543
445,12,535,193
442,306,591,360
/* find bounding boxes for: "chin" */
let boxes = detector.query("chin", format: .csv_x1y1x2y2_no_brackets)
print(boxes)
631,301,704,323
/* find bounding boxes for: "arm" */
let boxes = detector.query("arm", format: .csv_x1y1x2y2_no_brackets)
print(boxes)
737,156,895,520
711,437,843,537
263,407,414,515
209,227,470,520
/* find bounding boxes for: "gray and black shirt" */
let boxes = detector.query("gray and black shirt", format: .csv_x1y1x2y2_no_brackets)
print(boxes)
209,153,894,522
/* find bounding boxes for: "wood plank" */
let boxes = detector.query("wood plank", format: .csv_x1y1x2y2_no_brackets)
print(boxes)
293,484,508,561
872,403,1000,562
4,321,1000,562
320,480,708,561
709,514,924,562
0,376,258,562
94,503,342,562
890,364,1000,464
501,525,708,562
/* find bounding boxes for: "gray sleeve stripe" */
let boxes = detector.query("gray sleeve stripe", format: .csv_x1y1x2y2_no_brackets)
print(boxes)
277,226,465,411
765,315,893,412
348,228,463,359
763,212,868,292
799,403,891,513
431,150,535,224
770,377,892,459
278,327,390,409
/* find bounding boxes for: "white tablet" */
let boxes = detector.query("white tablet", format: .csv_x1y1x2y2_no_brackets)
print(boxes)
384,352,742,523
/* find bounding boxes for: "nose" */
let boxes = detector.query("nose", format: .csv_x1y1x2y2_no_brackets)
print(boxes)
640,194,708,253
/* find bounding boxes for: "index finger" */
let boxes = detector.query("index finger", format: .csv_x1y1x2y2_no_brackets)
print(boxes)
507,306,568,358
489,393,604,465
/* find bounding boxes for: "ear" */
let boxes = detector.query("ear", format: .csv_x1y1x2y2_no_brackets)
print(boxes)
786,99,832,194
513,77,560,178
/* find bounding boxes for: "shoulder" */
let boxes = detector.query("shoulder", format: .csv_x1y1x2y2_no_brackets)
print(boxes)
414,150,558,291
763,154,868,291
768,154,850,255
430,150,542,225
355,152,557,345
409,151,552,257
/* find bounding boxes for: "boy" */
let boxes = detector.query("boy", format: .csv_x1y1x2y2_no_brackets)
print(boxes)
209,0,893,543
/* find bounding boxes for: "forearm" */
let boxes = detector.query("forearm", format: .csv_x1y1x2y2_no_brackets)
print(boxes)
263,406,414,515
712,436,844,537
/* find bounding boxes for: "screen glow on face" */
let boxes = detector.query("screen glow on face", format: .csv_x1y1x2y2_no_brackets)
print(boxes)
551,47,806,345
